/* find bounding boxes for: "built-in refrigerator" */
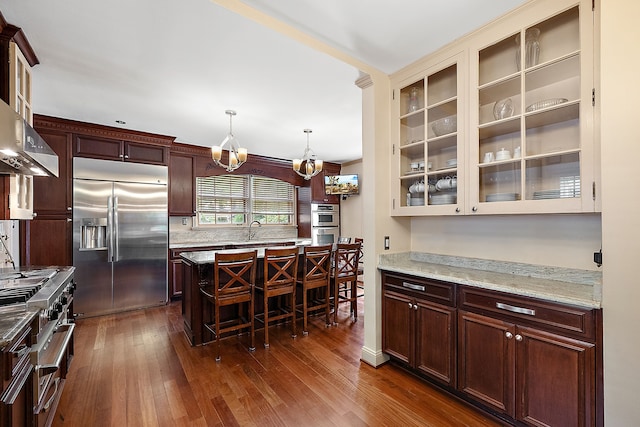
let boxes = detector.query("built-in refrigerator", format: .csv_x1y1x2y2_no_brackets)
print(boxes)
72,157,168,317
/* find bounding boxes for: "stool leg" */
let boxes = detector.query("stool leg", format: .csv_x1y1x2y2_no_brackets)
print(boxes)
291,289,297,338
249,293,255,352
215,303,221,362
324,286,330,327
303,286,309,335
264,292,270,349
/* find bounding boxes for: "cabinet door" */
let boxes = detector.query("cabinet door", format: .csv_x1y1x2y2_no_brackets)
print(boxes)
392,53,465,216
382,291,413,365
169,153,195,216
33,129,72,216
469,2,595,214
21,218,72,267
74,135,123,161
516,325,595,427
125,142,167,165
170,258,183,299
415,300,456,387
458,310,515,416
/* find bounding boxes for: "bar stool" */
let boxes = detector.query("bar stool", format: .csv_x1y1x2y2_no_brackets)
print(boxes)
296,244,332,335
256,246,299,348
331,242,361,325
200,250,257,362
354,237,364,297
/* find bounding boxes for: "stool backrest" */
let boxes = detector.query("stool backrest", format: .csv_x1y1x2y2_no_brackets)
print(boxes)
302,244,332,284
264,246,299,289
333,242,361,280
214,250,257,297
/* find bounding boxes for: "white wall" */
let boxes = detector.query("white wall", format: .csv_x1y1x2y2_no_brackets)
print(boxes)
600,0,640,424
339,159,363,240
411,214,601,270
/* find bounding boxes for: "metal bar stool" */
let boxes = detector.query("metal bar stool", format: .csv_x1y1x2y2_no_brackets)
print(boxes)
255,246,299,348
296,244,332,335
331,242,361,325
200,250,257,362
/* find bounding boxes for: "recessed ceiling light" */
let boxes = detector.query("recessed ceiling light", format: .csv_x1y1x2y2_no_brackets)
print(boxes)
115,120,126,124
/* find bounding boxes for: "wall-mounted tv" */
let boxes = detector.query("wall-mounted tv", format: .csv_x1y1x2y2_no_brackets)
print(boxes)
324,174,359,195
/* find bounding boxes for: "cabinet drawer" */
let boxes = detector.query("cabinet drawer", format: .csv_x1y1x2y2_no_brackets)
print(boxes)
382,272,456,307
459,286,596,341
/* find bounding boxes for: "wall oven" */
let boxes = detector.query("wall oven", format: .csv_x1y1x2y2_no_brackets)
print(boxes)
311,203,339,245
311,203,339,227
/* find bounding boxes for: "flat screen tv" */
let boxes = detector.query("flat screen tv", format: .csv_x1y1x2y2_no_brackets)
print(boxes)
324,174,359,195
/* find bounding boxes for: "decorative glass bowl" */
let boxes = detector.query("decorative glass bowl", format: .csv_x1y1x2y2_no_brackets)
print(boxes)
431,115,457,137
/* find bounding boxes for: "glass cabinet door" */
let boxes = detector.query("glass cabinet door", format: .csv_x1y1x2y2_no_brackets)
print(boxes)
395,54,464,215
471,4,593,214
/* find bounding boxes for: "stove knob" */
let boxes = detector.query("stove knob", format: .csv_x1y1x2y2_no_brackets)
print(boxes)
61,295,68,305
49,310,59,321
54,302,63,312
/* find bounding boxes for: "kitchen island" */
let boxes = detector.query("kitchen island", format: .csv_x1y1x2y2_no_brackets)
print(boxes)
180,241,310,346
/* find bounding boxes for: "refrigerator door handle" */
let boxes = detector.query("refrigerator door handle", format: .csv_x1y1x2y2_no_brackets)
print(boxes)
107,196,114,262
113,196,119,262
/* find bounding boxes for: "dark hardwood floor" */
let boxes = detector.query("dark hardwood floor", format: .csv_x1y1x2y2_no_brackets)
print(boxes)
52,299,500,426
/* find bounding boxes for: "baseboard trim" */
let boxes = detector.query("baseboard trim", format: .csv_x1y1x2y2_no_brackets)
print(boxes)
360,346,390,367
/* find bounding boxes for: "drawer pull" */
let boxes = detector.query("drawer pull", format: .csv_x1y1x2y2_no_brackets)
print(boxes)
402,282,425,292
496,302,535,316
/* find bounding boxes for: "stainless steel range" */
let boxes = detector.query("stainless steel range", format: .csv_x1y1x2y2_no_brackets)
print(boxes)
0,267,75,427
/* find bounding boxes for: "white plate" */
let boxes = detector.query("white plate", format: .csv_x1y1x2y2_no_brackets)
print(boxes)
486,193,519,202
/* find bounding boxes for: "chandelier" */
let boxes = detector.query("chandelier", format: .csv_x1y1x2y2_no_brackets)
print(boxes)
292,129,323,180
211,110,247,172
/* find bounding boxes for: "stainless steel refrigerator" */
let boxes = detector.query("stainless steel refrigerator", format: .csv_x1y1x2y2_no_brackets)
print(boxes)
73,157,168,317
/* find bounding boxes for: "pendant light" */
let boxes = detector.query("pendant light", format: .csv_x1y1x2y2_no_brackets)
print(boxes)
292,129,323,180
211,110,247,172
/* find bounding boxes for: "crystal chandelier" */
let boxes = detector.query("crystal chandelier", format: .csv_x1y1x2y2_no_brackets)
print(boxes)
211,110,247,172
292,129,323,180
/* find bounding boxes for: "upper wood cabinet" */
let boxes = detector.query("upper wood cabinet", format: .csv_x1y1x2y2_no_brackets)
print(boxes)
390,0,597,216
311,163,341,204
169,144,196,216
8,41,32,125
74,135,168,165
32,125,72,216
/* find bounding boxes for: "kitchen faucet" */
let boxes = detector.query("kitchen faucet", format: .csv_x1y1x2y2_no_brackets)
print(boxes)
248,220,261,240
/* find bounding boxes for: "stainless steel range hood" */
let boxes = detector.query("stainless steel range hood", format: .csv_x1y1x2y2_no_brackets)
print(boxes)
0,100,58,177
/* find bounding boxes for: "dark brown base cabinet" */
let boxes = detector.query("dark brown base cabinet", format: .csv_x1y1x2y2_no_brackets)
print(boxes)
382,272,456,387
382,271,602,427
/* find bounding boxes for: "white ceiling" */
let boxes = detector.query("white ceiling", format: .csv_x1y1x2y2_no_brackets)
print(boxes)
1,0,527,164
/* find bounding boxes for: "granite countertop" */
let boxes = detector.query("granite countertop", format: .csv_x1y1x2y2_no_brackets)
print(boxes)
0,305,39,349
170,238,312,250
180,242,308,265
378,252,602,309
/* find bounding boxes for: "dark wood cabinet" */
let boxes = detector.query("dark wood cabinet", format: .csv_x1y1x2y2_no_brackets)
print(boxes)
458,286,599,426
382,272,456,387
21,218,72,267
74,135,168,165
310,164,341,204
169,147,195,216
32,129,72,216
0,315,35,427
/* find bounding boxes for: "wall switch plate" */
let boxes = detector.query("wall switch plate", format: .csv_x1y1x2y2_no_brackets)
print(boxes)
182,217,188,226
594,250,602,267
384,236,390,250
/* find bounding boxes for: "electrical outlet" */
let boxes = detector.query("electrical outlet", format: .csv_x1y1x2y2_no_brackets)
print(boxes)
384,236,390,250
182,217,188,226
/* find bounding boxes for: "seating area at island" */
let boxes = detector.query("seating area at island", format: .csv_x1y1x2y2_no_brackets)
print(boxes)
179,240,364,358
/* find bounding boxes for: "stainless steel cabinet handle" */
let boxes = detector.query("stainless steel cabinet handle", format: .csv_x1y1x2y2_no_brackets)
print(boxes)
67,207,72,211
472,206,478,212
67,218,72,222
505,331,513,339
515,334,523,341
402,281,425,292
496,302,536,316
408,302,413,309
455,207,460,213
413,304,418,310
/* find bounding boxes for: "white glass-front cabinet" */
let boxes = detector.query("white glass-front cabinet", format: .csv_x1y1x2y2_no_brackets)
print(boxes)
390,0,596,217
469,1,595,214
9,41,33,125
391,53,465,216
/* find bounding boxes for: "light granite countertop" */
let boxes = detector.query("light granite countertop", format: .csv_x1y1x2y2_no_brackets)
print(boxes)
378,252,602,309
180,242,308,265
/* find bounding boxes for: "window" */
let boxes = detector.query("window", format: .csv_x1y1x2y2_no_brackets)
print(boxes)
196,175,294,226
